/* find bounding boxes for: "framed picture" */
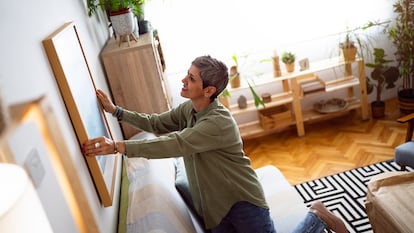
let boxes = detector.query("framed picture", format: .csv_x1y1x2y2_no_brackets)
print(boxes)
42,22,117,207
0,96,99,232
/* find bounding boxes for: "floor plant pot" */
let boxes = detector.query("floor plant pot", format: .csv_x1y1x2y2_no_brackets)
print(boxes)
398,88,414,114
371,101,385,118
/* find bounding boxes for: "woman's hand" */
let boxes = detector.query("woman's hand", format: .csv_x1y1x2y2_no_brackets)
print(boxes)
96,89,116,114
82,136,123,156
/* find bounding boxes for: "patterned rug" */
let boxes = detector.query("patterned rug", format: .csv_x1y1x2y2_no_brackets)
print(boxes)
294,160,413,233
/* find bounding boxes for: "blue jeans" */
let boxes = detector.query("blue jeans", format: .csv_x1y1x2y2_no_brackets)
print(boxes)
211,201,326,233
211,201,276,233
292,212,327,233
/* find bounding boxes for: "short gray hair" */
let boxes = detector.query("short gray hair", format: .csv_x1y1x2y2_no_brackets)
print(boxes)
191,55,229,100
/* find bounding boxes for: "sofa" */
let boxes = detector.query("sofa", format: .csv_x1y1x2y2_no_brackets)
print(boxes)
118,132,308,233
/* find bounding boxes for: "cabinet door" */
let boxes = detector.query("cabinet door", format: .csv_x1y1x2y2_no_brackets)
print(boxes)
102,33,171,138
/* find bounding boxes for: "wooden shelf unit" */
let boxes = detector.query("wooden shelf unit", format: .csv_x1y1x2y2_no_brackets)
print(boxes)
228,58,369,139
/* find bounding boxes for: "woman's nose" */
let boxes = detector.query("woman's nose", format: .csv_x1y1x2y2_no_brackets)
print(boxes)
182,76,187,83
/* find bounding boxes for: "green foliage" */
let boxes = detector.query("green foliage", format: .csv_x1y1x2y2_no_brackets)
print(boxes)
339,20,389,61
87,0,144,17
231,53,239,67
281,52,295,64
228,53,264,108
387,0,414,89
247,81,265,108
366,48,399,102
220,88,231,98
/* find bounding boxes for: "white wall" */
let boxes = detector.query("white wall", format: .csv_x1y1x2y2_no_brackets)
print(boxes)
0,0,122,232
146,0,399,106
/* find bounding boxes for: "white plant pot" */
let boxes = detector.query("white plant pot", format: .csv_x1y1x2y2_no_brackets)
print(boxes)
110,9,135,36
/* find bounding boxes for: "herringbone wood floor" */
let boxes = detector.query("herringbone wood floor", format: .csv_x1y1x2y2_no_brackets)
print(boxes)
243,98,407,185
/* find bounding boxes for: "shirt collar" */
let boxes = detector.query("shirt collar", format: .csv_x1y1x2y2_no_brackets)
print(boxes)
193,99,219,120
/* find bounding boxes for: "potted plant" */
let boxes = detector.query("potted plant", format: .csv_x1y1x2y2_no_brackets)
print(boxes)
339,32,357,62
366,48,399,118
339,21,389,62
229,53,241,88
281,51,296,72
388,0,414,114
87,0,145,40
219,89,231,109
225,53,265,109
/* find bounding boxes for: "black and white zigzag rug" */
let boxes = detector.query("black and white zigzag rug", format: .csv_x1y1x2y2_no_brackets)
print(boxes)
294,160,413,233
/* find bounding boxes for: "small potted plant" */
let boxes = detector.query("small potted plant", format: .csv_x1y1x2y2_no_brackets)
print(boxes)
339,33,357,62
229,53,241,88
281,51,296,73
219,89,231,109
366,48,399,118
226,53,265,109
87,0,145,40
338,21,389,62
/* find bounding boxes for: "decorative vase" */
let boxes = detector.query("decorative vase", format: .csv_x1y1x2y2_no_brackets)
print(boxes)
138,20,150,35
272,56,282,77
285,63,295,73
230,66,240,88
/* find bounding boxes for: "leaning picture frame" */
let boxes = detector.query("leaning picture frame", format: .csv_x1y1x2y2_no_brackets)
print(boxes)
42,22,117,207
0,96,99,231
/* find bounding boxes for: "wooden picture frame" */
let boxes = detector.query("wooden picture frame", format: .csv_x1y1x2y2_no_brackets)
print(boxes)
0,96,99,232
42,22,117,207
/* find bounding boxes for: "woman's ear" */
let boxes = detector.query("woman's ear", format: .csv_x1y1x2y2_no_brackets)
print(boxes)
204,86,217,98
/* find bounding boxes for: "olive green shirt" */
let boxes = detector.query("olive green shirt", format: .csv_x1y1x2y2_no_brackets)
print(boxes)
122,99,268,229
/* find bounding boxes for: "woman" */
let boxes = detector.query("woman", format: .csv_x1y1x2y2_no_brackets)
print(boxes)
83,55,347,233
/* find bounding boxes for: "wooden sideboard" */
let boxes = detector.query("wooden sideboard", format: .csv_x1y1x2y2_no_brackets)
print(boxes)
101,32,172,139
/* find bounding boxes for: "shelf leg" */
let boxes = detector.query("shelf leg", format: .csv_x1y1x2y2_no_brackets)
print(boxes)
358,59,369,120
290,78,305,136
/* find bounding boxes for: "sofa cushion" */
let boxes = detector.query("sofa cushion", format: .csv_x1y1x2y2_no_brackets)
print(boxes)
395,141,414,169
174,157,194,209
174,157,209,232
124,156,197,233
123,132,308,232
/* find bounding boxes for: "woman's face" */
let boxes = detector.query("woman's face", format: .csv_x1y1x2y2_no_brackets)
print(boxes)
180,65,205,100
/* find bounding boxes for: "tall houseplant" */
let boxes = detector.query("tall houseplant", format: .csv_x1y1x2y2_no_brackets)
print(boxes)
388,0,414,114
366,48,399,118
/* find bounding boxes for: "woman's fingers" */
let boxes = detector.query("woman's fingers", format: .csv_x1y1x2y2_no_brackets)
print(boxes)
82,136,114,157
96,89,116,114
